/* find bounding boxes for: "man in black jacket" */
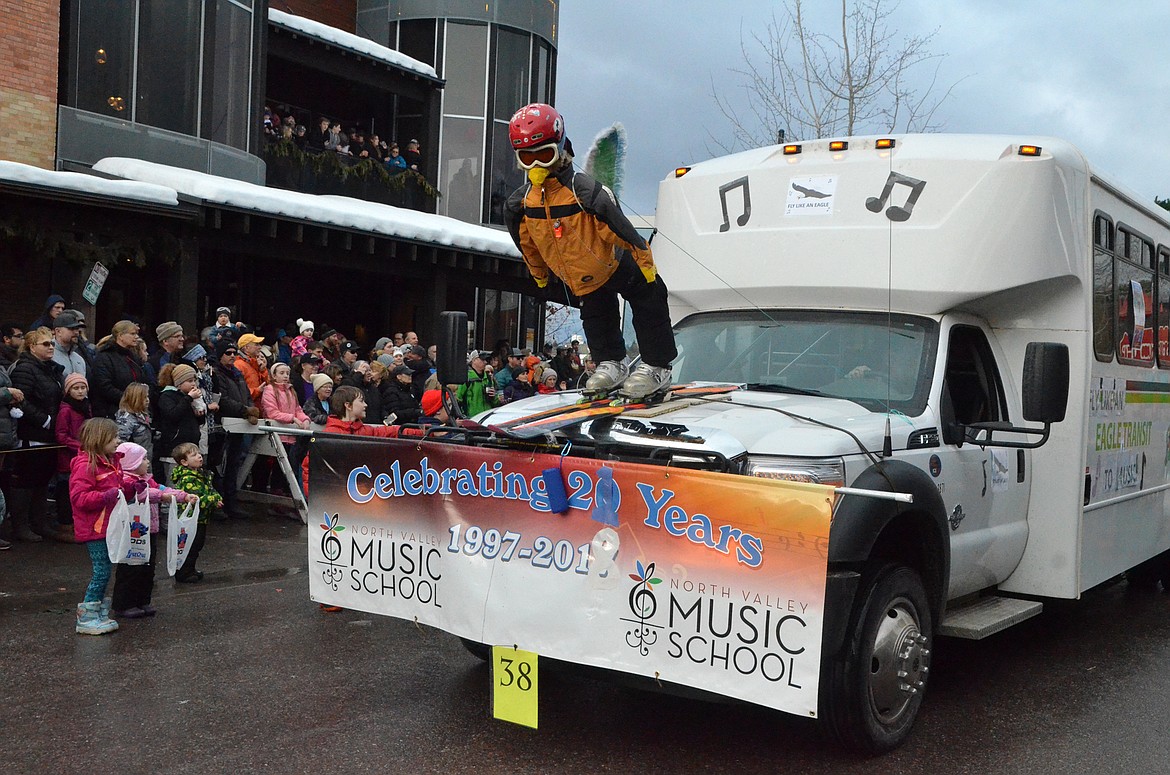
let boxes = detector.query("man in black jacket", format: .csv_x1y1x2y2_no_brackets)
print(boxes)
210,339,259,519
402,345,433,400
382,365,421,425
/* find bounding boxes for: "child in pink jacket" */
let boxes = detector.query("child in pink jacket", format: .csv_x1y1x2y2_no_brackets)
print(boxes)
70,418,133,635
260,362,310,492
111,442,194,618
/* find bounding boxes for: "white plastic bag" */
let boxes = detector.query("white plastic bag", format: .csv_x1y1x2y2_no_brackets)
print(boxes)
167,495,200,577
106,491,151,565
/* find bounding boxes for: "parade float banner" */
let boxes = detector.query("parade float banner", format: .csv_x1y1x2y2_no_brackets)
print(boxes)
307,436,833,718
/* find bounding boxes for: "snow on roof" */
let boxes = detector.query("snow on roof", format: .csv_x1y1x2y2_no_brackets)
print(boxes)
0,160,179,207
92,157,520,259
268,8,439,81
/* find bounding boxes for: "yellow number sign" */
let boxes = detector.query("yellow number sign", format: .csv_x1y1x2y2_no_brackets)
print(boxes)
492,646,538,729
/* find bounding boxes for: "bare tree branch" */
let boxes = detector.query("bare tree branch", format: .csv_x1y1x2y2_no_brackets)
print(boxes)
708,0,962,150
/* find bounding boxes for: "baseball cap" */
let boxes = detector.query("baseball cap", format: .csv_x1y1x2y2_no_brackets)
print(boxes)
390,364,414,376
54,310,86,329
237,333,265,347
341,341,360,354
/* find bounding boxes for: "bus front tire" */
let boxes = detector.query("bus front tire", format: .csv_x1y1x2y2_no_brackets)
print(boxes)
822,562,933,754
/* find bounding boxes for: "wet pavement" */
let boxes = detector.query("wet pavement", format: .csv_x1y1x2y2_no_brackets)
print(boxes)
3,507,1170,774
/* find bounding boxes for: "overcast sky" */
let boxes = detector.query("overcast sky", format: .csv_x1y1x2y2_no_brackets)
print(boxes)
556,0,1170,217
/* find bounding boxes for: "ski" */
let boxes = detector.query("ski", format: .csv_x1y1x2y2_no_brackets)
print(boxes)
490,383,741,439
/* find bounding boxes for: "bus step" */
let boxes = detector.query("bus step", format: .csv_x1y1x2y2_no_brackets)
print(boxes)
939,595,1043,639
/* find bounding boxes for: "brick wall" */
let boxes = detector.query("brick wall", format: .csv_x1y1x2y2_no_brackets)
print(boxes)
0,0,60,169
279,0,357,33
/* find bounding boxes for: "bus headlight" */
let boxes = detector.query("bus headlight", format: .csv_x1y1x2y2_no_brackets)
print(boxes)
743,456,845,487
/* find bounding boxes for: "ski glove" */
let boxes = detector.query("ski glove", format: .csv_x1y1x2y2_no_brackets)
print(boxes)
641,265,657,284
534,276,549,289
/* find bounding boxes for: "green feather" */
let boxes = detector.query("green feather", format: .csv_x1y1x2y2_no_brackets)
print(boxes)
583,123,627,200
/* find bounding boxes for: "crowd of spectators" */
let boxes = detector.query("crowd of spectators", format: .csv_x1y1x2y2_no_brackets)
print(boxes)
262,106,424,176
0,294,592,554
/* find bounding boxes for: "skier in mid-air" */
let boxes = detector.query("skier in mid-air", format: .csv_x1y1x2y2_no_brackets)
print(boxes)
503,103,677,400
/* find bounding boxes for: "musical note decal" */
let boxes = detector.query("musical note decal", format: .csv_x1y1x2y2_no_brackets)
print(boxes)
865,172,927,222
718,176,751,232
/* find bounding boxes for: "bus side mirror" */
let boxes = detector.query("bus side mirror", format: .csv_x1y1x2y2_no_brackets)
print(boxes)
437,311,469,386
1022,342,1069,424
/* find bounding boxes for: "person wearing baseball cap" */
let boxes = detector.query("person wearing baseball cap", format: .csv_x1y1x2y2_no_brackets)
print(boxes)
495,347,526,391
455,350,498,417
401,344,434,400
234,333,269,403
209,337,258,520
51,310,89,379
292,353,322,404
382,363,420,425
150,321,185,375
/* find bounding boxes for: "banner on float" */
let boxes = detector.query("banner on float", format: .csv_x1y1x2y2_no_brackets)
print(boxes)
307,436,833,718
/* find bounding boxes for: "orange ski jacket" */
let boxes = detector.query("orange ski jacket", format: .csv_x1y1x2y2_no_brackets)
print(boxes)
504,168,654,297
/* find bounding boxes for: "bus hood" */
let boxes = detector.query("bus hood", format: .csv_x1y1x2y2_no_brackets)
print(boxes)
475,386,928,460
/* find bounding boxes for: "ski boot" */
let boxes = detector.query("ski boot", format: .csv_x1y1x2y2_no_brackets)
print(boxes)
618,364,673,401
581,360,629,400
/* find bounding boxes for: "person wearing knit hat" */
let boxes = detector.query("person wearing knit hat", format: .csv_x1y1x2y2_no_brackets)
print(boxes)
150,321,185,374
537,367,560,394
303,373,334,425
63,371,88,395
291,319,315,360
420,388,448,422
52,370,92,540
111,440,192,616
374,336,391,355
157,361,204,458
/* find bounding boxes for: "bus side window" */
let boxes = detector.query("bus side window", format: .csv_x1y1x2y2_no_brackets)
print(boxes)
940,326,1008,445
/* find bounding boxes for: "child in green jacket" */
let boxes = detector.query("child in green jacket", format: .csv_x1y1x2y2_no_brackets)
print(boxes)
169,442,223,583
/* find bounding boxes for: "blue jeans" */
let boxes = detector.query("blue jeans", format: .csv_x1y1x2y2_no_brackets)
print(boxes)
84,539,112,603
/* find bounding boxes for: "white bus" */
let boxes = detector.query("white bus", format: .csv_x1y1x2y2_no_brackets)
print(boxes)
647,133,1170,748
311,134,1170,754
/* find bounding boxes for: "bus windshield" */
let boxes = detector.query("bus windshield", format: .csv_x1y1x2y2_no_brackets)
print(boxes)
671,310,938,415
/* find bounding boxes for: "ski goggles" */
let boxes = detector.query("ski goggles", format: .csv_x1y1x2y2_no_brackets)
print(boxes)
515,142,560,170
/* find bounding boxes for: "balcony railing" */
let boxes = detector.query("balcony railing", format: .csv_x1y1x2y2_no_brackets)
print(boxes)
262,140,438,212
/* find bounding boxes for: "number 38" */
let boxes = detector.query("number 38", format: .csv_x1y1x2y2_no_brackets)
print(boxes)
499,657,533,691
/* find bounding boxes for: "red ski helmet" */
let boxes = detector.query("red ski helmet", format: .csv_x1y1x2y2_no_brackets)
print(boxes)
509,103,565,150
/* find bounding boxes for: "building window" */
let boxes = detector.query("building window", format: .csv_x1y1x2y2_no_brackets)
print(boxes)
207,0,254,151
487,120,522,225
442,116,484,223
72,0,136,118
65,0,254,151
494,29,530,121
135,0,203,135
443,22,488,117
398,19,436,67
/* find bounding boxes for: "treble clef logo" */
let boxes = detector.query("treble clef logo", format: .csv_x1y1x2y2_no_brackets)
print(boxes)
319,512,346,591
620,560,663,656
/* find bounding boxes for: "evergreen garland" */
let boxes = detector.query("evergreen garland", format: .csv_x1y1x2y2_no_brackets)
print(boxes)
263,139,441,199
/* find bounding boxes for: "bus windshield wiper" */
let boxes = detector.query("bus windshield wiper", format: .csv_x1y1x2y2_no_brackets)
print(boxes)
744,382,825,397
